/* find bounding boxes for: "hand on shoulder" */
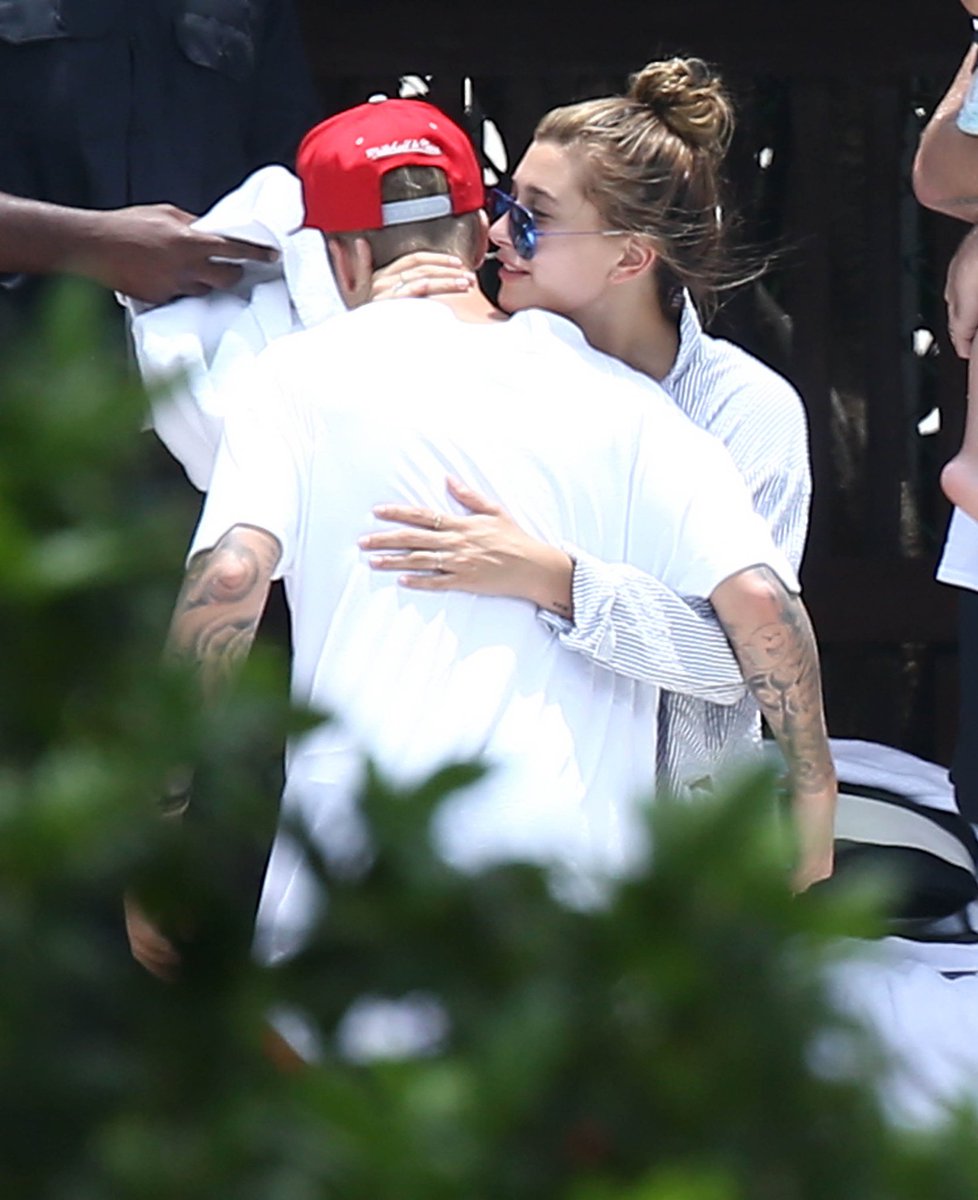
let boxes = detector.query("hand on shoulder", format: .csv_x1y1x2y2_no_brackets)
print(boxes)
371,251,475,302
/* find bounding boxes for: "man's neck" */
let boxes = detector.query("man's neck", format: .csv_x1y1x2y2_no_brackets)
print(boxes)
428,288,507,324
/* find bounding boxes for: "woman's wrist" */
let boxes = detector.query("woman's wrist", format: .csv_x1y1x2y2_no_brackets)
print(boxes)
525,545,575,619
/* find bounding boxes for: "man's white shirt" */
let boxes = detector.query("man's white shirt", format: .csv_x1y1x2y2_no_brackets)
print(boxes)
189,300,797,962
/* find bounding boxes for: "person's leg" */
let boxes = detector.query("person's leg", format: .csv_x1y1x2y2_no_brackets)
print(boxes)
941,340,978,521
952,588,978,823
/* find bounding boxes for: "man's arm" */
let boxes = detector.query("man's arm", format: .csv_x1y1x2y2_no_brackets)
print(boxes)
711,567,836,892
913,4,978,220
164,525,281,698
0,192,277,304
125,524,281,979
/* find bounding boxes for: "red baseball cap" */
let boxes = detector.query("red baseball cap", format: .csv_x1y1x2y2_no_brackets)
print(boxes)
297,98,484,234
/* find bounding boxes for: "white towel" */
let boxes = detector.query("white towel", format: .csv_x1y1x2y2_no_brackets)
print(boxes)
828,941,978,1127
830,738,957,815
123,165,343,490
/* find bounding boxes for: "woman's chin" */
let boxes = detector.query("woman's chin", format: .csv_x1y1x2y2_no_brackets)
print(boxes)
497,270,534,310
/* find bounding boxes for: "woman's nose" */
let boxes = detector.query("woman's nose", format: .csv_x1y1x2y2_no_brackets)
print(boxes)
488,212,511,250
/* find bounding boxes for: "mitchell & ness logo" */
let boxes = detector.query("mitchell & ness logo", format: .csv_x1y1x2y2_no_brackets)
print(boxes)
365,137,443,161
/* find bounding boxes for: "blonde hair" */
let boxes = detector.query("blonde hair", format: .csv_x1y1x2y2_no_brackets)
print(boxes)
535,58,743,316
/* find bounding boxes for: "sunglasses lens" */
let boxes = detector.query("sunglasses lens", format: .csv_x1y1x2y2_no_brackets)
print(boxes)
488,189,536,260
487,188,506,221
510,206,535,259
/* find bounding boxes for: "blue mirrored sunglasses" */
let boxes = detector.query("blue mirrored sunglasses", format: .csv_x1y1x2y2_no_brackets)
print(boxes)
487,187,631,261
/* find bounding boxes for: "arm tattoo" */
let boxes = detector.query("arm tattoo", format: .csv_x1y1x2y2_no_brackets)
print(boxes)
719,567,835,798
166,526,280,701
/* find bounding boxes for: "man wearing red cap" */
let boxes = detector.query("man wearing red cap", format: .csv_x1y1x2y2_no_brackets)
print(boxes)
125,99,811,988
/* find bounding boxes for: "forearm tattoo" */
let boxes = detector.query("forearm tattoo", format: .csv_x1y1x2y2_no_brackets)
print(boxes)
166,526,279,700
721,568,835,798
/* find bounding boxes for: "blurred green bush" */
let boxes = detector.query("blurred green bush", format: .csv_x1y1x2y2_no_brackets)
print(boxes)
0,286,976,1199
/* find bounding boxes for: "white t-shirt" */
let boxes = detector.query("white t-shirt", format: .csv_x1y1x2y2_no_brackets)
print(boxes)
190,300,797,962
937,507,978,593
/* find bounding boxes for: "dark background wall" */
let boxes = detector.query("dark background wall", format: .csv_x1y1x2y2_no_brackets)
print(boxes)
296,1,972,765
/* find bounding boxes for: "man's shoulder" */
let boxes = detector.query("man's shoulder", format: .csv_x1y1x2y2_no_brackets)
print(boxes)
259,302,389,365
254,300,470,400
511,308,676,407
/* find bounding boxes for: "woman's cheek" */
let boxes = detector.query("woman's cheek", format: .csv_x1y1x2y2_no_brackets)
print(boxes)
497,270,536,312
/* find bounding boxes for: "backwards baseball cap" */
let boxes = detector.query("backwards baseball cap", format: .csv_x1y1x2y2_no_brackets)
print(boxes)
297,98,484,235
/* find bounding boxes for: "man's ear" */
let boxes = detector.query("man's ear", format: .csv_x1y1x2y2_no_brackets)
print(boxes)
471,209,490,269
326,235,375,308
608,235,657,286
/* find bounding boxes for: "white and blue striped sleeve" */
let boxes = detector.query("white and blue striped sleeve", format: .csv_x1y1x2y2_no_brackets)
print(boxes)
538,551,746,704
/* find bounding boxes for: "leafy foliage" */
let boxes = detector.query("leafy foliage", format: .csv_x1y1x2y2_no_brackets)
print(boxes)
1,287,976,1197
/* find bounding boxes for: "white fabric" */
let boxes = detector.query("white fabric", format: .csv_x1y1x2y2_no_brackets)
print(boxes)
188,300,794,964
123,165,343,489
835,795,973,871
822,741,978,1128
829,737,958,816
936,506,978,593
828,940,978,1127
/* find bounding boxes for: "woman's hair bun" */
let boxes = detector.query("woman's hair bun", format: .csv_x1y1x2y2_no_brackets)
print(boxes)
627,57,733,155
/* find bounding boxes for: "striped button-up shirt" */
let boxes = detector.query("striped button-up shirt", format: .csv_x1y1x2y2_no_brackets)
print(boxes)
541,299,811,795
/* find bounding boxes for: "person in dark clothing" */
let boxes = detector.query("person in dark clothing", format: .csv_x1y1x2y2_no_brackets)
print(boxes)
0,0,319,315
0,3,318,937
0,0,318,213
0,190,279,303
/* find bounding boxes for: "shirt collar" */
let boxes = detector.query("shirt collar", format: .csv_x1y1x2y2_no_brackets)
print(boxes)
663,290,703,388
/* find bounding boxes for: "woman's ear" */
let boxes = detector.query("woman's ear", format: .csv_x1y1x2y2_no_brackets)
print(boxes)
327,236,375,308
608,235,657,286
